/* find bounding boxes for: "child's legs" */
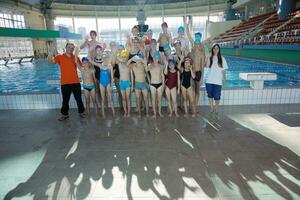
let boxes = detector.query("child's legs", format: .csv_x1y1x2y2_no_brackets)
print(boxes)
181,86,188,114
170,88,178,114
100,85,106,115
107,85,115,113
187,87,196,115
90,88,98,113
150,86,157,115
121,90,127,114
194,80,200,106
84,89,90,114
142,89,149,115
95,82,101,107
135,89,142,114
165,87,172,114
125,88,131,115
157,86,164,114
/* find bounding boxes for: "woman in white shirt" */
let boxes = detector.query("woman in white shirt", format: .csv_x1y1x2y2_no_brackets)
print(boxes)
205,44,228,114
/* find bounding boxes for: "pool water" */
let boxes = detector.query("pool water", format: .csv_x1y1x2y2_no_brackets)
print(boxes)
0,56,299,93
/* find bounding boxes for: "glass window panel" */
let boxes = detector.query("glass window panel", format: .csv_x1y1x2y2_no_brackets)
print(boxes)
163,16,184,39
98,18,120,44
74,17,96,38
145,17,162,39
54,17,73,31
120,17,137,43
192,16,208,39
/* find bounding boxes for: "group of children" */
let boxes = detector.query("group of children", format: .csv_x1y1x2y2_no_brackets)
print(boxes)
72,19,227,118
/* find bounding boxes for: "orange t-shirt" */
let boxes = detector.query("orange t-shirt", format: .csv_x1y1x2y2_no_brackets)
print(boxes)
54,53,81,85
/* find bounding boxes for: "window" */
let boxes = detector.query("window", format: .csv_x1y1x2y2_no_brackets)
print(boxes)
54,17,73,32
0,37,33,57
0,12,25,29
192,16,208,40
145,17,162,39
98,18,120,44
120,18,137,43
163,16,184,39
209,13,224,22
74,17,97,39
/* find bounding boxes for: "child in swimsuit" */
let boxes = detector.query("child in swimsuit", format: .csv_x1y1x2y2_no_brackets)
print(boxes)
158,22,172,56
74,56,98,116
178,56,196,117
164,58,180,117
130,55,149,117
89,51,115,117
147,51,165,117
117,50,132,117
92,45,103,108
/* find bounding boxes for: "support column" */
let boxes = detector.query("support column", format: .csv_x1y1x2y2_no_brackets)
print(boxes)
278,0,296,20
225,0,236,21
45,14,57,55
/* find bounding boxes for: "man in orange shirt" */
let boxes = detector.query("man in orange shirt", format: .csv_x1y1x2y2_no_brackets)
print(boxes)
48,43,85,121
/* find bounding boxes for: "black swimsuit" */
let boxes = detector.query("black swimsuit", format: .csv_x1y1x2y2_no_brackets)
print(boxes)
151,83,162,89
94,57,103,80
182,70,192,89
113,64,120,79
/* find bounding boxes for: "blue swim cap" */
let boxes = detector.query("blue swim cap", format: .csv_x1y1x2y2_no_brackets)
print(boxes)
178,26,184,33
118,44,125,49
194,39,201,45
195,32,202,39
168,58,176,66
163,44,171,51
81,57,89,62
153,51,161,58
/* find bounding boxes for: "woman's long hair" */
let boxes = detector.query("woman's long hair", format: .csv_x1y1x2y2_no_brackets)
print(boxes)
209,43,223,68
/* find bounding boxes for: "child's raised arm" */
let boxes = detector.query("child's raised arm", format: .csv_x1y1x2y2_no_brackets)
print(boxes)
88,59,102,68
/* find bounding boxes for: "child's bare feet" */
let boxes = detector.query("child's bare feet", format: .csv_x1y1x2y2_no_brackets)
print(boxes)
159,112,164,117
123,113,127,117
112,109,115,117
168,113,172,117
175,113,179,117
184,114,188,118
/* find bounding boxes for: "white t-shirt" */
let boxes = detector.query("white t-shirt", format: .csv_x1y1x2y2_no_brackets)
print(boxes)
205,56,228,85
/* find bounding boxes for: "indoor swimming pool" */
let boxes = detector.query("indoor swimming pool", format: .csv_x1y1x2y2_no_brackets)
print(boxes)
0,56,299,94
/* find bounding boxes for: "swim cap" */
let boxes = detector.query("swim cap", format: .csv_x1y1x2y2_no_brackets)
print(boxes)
151,39,157,44
194,39,201,45
153,51,161,58
168,59,176,66
163,44,171,51
95,45,102,50
174,40,181,46
184,56,192,63
81,57,89,62
195,32,202,39
120,50,129,58
178,26,184,33
118,44,125,49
